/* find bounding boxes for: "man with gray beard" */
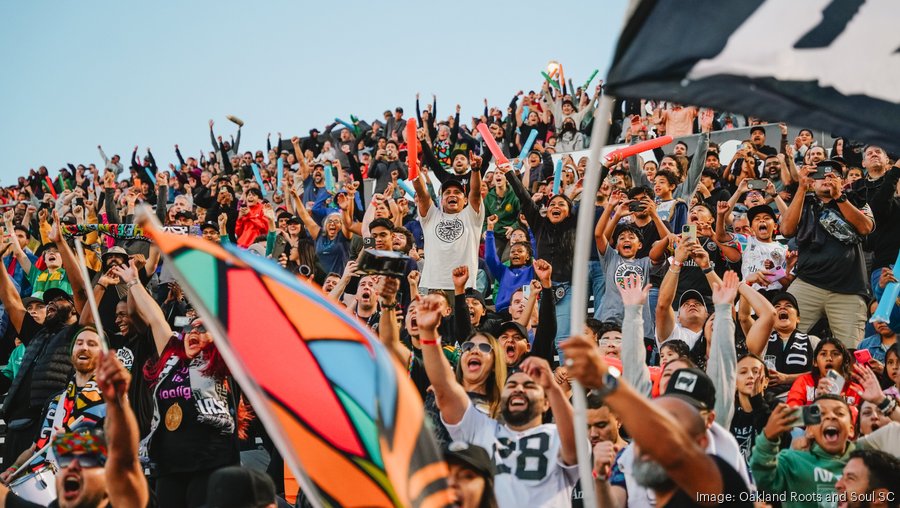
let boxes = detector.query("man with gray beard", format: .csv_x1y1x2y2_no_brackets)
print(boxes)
562,334,751,508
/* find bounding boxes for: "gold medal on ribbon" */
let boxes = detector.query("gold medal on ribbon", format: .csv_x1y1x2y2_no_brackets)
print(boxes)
165,402,183,431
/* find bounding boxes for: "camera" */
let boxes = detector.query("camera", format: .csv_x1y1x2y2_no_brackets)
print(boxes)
357,249,410,277
812,161,837,180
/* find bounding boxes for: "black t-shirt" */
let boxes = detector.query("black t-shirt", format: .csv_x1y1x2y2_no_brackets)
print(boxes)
150,358,239,475
676,236,731,302
662,455,751,507
109,330,159,437
795,198,869,295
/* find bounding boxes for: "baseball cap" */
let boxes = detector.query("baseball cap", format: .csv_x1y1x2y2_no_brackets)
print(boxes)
445,442,495,479
678,289,705,308
200,221,219,232
101,246,129,264
464,289,486,308
497,321,528,340
22,296,44,307
749,125,766,135
771,292,799,311
441,178,466,195
202,466,276,508
286,215,303,225
42,287,74,305
663,367,716,410
746,204,777,224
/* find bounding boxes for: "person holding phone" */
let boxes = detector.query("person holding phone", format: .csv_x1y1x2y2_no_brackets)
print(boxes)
857,320,896,374
779,163,874,349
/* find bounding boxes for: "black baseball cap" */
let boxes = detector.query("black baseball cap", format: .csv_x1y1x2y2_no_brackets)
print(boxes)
678,289,705,308
445,442,494,479
663,367,716,410
202,466,276,508
746,204,777,224
42,287,74,305
441,178,466,195
771,292,799,312
464,288,486,308
749,125,766,135
200,221,219,232
498,321,528,340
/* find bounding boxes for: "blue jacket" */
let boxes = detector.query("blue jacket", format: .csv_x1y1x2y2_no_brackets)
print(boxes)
484,231,534,312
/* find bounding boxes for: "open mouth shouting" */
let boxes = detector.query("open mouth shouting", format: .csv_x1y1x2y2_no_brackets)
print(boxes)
503,342,517,363
821,424,842,445
466,356,483,373
61,471,83,501
507,392,529,412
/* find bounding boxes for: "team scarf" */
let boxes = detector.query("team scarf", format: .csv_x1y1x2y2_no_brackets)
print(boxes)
36,377,107,450
62,223,201,241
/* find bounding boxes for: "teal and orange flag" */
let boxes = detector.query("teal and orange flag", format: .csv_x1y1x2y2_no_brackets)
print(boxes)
144,221,451,508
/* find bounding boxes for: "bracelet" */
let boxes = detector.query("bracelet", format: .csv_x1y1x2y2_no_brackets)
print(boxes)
669,267,681,274
380,301,399,311
671,259,683,267
419,339,439,346
125,280,140,290
96,282,107,289
701,266,714,274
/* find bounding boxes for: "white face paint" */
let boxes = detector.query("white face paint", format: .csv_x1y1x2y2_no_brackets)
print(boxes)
688,0,900,103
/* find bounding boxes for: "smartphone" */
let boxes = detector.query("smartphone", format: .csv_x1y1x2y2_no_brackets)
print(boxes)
363,237,375,248
813,161,837,180
764,358,777,372
826,369,845,395
854,349,873,365
628,201,646,212
764,268,786,282
682,224,697,242
790,404,822,427
746,179,766,191
174,316,190,328
522,284,532,299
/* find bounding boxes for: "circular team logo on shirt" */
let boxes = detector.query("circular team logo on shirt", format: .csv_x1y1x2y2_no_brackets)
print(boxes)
614,263,645,288
116,347,135,372
435,217,464,243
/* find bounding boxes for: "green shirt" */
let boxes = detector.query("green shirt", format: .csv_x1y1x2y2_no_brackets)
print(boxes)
1,344,25,380
484,188,521,231
27,267,72,299
750,433,854,507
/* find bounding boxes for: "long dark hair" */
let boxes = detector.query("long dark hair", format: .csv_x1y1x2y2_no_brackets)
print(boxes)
811,337,853,382
883,343,899,389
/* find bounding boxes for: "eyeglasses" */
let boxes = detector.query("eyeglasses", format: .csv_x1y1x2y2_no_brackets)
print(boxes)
460,342,492,354
599,337,622,345
184,321,207,334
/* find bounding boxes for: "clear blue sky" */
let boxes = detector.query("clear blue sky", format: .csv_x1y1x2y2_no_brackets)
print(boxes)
0,1,627,183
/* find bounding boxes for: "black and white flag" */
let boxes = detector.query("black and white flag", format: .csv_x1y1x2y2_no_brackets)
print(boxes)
605,0,899,152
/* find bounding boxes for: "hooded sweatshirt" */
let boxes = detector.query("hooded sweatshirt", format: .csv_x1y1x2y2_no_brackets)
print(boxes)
750,434,854,507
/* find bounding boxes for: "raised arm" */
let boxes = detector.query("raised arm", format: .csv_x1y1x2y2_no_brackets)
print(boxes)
411,170,433,218
113,261,172,356
417,294,470,425
706,271,738,428
617,275,653,396
530,260,558,369
468,152,483,213
376,276,411,365
739,282,776,356
96,351,149,508
656,238,692,342
49,211,87,315
562,335,727,506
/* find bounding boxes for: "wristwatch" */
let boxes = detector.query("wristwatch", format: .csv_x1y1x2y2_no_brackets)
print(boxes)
835,194,847,203
589,366,621,400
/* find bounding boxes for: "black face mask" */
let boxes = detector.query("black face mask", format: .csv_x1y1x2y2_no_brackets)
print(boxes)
562,123,576,133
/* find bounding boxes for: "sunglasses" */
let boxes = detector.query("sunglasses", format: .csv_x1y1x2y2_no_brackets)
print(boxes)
56,452,105,468
460,342,492,354
184,321,207,334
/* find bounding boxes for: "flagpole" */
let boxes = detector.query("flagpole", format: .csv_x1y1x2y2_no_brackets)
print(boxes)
569,93,614,508
74,241,109,354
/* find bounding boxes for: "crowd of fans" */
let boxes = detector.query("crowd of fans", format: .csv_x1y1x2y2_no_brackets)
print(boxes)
0,76,898,508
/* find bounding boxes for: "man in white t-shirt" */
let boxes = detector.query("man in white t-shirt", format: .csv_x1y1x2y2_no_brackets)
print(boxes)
413,154,484,291
414,294,579,508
